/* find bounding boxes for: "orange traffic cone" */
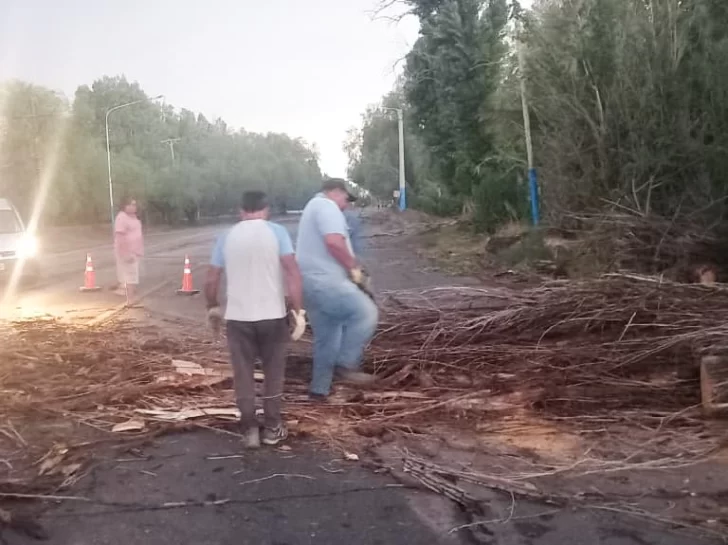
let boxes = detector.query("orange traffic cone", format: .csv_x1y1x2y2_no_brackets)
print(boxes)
176,255,200,296
79,253,102,292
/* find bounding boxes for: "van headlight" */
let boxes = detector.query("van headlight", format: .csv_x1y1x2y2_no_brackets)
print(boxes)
16,235,38,258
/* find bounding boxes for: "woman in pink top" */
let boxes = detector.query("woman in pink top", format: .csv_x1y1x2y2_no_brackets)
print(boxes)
114,197,144,304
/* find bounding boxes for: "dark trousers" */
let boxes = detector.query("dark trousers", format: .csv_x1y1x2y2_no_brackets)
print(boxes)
226,318,289,429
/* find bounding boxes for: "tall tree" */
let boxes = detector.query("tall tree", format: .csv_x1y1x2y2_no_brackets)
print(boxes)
0,75,324,226
345,87,424,200
0,81,68,220
522,0,728,221
404,0,509,202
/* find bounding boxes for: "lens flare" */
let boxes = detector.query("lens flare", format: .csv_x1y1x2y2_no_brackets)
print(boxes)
16,234,38,257
1,110,69,313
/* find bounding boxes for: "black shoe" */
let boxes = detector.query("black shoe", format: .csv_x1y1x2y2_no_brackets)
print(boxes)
308,393,329,404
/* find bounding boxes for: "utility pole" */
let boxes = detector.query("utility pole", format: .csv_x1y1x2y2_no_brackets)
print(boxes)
160,138,181,164
381,107,407,211
517,26,540,225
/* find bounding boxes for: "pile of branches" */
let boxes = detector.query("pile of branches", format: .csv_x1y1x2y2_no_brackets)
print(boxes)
0,321,237,494
573,212,728,277
2,275,727,496
370,275,728,419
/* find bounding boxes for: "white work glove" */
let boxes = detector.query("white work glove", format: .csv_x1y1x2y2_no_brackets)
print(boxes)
349,267,364,286
350,267,372,291
290,309,306,341
207,306,224,336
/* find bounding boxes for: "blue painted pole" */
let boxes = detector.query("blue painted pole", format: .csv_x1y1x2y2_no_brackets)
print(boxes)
399,187,406,211
528,168,540,226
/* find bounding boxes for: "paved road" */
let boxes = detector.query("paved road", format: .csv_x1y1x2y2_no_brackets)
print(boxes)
0,219,303,323
0,223,227,321
1,221,468,545
1,220,719,545
11,433,461,545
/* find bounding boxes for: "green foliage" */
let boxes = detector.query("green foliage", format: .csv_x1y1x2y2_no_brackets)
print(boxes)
404,0,509,198
471,166,529,232
522,0,728,222
0,81,68,222
358,0,728,240
410,181,462,216
349,0,520,229
0,76,323,226
344,86,423,201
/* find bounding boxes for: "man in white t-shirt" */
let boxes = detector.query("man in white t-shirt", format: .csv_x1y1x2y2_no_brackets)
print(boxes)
205,191,304,448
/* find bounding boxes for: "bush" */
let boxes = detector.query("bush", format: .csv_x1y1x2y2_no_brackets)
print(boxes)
472,169,530,233
410,182,463,217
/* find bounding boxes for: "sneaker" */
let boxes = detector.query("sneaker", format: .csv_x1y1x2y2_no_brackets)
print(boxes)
113,288,127,297
241,426,261,449
334,367,376,385
261,424,288,446
308,393,329,404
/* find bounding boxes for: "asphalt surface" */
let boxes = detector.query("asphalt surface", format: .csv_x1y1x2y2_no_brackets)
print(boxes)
1,221,468,545
9,433,460,545
0,219,719,545
0,223,226,322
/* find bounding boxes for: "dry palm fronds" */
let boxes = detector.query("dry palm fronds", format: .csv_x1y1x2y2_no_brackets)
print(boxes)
1,274,727,499
574,211,728,277
369,274,728,419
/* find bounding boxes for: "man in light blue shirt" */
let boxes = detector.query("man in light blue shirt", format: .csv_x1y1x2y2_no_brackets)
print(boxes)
296,179,378,399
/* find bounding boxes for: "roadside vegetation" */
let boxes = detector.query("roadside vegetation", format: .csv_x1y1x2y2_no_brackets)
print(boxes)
348,0,728,278
0,77,323,226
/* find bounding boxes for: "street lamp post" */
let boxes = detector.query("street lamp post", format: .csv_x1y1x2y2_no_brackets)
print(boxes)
381,107,406,211
105,95,164,228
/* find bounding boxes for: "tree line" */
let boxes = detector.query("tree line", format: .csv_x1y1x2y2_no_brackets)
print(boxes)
0,76,324,226
347,0,728,232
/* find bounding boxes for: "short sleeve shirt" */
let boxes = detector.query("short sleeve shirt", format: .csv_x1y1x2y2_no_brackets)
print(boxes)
114,211,144,257
295,194,352,282
210,219,293,322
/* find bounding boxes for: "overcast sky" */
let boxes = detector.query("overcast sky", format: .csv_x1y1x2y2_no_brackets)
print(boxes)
0,0,420,175
1,1,533,176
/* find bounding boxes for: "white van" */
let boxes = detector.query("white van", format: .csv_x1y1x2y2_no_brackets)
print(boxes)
0,199,39,278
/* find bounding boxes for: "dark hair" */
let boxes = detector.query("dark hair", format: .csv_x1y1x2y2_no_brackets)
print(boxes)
119,196,136,209
241,191,269,213
322,178,357,202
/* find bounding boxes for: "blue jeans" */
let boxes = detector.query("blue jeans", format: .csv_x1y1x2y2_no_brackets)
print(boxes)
303,276,379,395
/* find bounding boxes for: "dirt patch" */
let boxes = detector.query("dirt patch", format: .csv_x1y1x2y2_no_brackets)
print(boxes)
410,219,559,281
416,223,488,277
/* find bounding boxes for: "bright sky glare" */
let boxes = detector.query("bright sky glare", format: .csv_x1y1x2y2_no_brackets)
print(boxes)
0,0,532,176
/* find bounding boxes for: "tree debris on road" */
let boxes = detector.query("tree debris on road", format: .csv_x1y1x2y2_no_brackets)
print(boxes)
1,273,727,539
